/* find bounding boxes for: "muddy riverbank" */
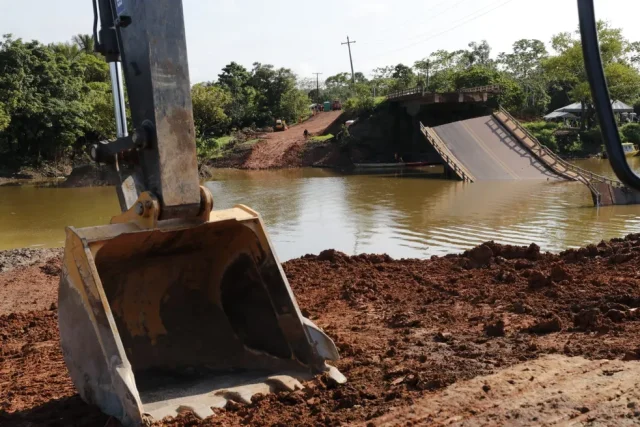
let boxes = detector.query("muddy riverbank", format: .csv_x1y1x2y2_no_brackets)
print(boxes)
2,236,640,425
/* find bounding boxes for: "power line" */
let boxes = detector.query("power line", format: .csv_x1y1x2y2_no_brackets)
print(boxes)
341,36,357,84
365,0,473,46
374,0,517,59
362,0,467,45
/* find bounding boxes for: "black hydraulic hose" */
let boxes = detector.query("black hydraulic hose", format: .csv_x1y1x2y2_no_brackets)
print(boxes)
92,0,99,50
577,0,640,190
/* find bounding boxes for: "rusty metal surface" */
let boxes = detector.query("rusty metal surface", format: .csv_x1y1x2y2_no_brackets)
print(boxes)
433,116,564,181
115,0,200,219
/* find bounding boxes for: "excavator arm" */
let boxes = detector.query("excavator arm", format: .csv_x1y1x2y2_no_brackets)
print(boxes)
58,2,344,425
92,0,201,218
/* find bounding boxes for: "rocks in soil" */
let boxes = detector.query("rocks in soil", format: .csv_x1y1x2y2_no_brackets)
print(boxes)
40,259,61,276
610,253,634,265
434,332,453,343
484,318,506,337
515,260,534,270
465,244,494,266
386,312,422,328
574,308,602,331
528,314,563,334
549,264,571,282
495,269,517,283
606,309,627,323
527,270,550,289
511,301,534,315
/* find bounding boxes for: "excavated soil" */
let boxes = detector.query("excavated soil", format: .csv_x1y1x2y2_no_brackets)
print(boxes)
2,236,640,426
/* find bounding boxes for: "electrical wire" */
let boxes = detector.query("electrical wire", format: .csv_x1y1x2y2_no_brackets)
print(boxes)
362,0,472,46
372,0,517,59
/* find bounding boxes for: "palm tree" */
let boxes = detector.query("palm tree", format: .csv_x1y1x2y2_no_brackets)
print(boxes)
72,34,94,54
50,42,82,61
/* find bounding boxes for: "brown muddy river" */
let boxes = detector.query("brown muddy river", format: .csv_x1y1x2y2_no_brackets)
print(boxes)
2,159,640,260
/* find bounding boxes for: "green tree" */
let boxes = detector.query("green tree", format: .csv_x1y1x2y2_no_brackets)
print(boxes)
280,89,310,123
250,63,296,122
391,64,416,91
217,62,257,127
323,72,352,102
454,66,524,111
0,35,89,160
543,21,640,127
415,50,468,92
49,42,82,61
75,52,109,83
83,81,117,140
464,40,494,68
354,72,368,84
0,101,9,132
191,83,232,137
72,34,94,54
498,39,550,114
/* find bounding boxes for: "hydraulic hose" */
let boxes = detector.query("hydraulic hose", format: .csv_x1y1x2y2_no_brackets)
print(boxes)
577,0,640,190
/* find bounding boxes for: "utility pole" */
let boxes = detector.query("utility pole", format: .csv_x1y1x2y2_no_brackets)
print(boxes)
312,72,323,103
426,59,431,89
341,36,357,84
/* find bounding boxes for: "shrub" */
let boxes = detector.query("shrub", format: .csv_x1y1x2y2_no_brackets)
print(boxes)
523,121,560,151
621,123,640,144
579,128,603,148
522,121,560,133
344,95,375,115
536,129,558,151
563,137,584,154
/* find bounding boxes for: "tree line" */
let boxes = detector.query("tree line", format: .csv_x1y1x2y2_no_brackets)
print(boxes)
0,34,311,164
317,21,640,123
1,21,639,165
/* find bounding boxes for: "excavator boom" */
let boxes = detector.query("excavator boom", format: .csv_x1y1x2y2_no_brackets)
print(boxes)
58,1,344,425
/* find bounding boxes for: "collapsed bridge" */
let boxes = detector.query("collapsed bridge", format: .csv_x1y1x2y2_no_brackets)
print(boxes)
385,86,640,206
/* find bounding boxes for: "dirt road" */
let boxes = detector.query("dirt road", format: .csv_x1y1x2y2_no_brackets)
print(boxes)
241,110,343,169
2,237,640,426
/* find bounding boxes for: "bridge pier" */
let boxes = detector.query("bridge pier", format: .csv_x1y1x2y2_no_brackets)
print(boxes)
593,182,640,206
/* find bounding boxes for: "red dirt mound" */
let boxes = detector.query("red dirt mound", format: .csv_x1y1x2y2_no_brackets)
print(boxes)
2,235,640,425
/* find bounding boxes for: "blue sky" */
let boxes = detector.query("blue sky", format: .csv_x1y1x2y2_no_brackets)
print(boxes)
0,0,638,84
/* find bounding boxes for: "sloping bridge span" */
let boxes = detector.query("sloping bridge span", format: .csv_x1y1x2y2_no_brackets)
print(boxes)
432,116,561,181
421,108,640,206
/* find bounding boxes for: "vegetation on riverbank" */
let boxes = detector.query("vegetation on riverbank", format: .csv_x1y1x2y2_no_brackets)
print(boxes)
1,20,639,176
522,121,640,156
0,34,313,176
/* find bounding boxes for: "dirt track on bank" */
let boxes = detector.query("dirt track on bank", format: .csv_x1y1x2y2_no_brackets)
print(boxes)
239,110,343,170
2,237,640,426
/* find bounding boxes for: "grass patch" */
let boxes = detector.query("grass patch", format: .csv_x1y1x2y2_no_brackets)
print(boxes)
309,134,334,142
374,96,386,106
215,135,233,148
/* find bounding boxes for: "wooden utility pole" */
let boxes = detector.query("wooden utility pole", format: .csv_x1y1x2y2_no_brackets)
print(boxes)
312,72,323,103
341,36,357,84
426,59,431,89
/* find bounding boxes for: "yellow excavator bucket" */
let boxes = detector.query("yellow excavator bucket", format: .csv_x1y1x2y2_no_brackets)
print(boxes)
58,205,344,426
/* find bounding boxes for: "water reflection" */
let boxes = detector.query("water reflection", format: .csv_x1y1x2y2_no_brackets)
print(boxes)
1,161,640,260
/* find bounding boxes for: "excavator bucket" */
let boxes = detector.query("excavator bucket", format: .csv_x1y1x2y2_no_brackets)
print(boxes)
58,205,344,426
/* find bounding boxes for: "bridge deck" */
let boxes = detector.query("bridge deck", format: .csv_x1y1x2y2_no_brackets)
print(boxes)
432,116,563,181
